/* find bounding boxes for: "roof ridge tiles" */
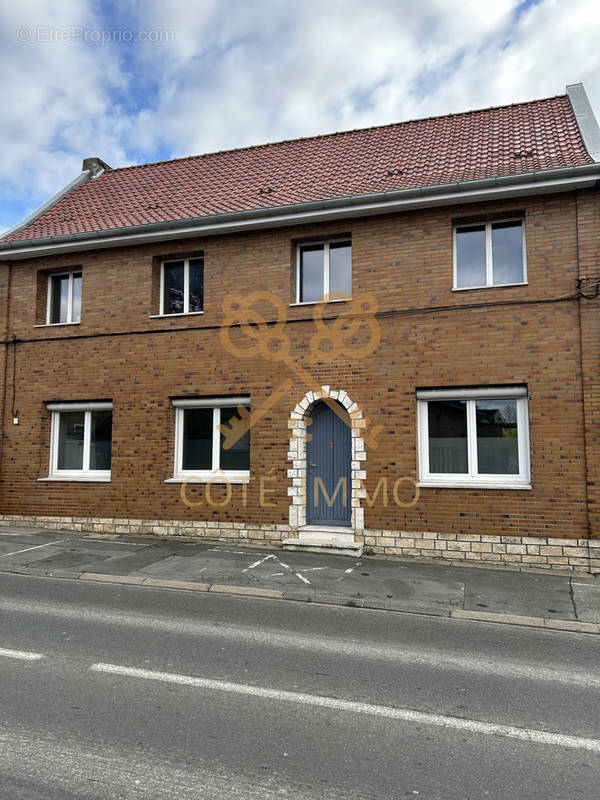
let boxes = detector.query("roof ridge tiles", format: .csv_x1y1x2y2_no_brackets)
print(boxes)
109,93,570,174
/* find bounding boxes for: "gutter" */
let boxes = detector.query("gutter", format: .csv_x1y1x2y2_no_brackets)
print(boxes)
1,162,599,261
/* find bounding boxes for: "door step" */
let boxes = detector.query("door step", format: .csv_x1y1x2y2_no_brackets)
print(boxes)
282,526,363,557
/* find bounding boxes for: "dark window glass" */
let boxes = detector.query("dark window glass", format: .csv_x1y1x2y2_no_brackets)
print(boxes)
189,259,204,313
329,241,352,296
476,399,519,474
219,406,250,471
90,410,112,471
428,401,468,473
456,226,486,288
57,411,85,470
182,408,213,470
163,261,185,314
71,273,82,323
50,275,70,323
492,222,523,285
300,245,324,303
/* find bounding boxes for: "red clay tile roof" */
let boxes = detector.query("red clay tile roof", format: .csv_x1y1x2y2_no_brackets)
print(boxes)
2,94,594,243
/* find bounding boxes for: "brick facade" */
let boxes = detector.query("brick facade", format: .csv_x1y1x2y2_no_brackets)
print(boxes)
0,190,598,570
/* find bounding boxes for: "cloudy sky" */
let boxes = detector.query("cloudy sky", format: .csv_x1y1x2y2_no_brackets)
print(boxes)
1,0,599,234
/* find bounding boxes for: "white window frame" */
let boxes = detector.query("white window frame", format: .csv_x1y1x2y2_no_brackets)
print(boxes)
170,397,250,483
294,238,352,304
159,257,204,316
453,219,527,290
46,402,112,481
46,271,82,325
417,387,530,489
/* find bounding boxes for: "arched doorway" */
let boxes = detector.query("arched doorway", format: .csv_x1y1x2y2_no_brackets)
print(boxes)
306,401,352,526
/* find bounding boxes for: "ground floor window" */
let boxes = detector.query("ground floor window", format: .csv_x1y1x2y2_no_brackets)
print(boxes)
172,397,250,481
417,387,530,488
47,402,112,480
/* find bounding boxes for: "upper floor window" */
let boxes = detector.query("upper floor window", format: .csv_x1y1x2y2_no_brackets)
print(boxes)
161,258,204,315
47,402,112,480
172,397,250,481
417,387,530,488
47,271,82,324
454,220,525,289
296,239,351,303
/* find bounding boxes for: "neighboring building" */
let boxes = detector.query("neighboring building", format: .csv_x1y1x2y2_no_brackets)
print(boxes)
0,83,599,571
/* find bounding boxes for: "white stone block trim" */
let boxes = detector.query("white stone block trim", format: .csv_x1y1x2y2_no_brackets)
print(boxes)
287,386,367,530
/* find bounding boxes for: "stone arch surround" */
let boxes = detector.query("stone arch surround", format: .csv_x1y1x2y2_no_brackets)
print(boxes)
287,386,366,530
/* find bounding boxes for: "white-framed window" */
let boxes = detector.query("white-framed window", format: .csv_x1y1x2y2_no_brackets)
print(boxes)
453,220,526,289
172,397,250,482
161,257,204,315
47,402,112,480
47,271,82,324
417,387,530,488
295,239,351,303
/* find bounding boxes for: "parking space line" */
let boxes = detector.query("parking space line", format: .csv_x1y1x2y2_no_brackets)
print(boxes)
0,541,63,559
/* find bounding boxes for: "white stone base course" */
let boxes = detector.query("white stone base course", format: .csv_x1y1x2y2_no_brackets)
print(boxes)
0,515,598,573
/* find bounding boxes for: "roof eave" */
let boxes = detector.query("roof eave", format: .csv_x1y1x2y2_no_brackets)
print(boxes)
1,163,599,261
1,158,110,242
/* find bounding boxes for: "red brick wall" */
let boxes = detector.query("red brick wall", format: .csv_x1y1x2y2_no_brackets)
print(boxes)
0,190,597,539
576,188,600,539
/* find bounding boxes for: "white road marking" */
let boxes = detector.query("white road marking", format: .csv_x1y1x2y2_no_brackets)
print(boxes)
3,596,597,690
267,573,285,577
0,540,62,559
241,553,317,586
90,662,600,753
344,568,354,574
0,647,44,661
242,554,276,572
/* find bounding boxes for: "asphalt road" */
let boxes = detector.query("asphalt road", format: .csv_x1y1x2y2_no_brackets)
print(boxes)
0,573,599,799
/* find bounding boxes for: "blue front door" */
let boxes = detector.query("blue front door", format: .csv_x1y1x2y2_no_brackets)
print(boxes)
307,401,352,526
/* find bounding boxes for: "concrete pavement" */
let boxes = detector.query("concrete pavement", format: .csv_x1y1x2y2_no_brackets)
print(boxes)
0,525,598,632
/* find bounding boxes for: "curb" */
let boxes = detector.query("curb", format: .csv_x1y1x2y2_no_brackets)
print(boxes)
1,565,598,634
450,609,600,634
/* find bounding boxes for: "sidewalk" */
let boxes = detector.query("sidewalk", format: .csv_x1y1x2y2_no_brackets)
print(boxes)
1,525,599,633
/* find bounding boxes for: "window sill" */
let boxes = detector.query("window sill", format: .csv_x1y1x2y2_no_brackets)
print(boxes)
166,475,250,484
38,475,111,482
452,282,528,292
418,480,531,490
289,298,350,307
34,322,81,328
149,312,204,319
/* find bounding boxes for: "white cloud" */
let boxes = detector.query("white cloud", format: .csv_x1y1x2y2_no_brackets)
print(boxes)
1,0,599,233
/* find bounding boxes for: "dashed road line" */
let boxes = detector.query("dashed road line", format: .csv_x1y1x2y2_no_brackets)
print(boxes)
89,662,600,753
0,647,45,661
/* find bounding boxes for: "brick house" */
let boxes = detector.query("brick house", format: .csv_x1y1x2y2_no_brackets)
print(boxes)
0,83,599,571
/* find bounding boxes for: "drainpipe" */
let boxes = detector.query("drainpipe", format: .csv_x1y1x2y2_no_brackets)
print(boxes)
0,259,13,497
574,192,595,573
